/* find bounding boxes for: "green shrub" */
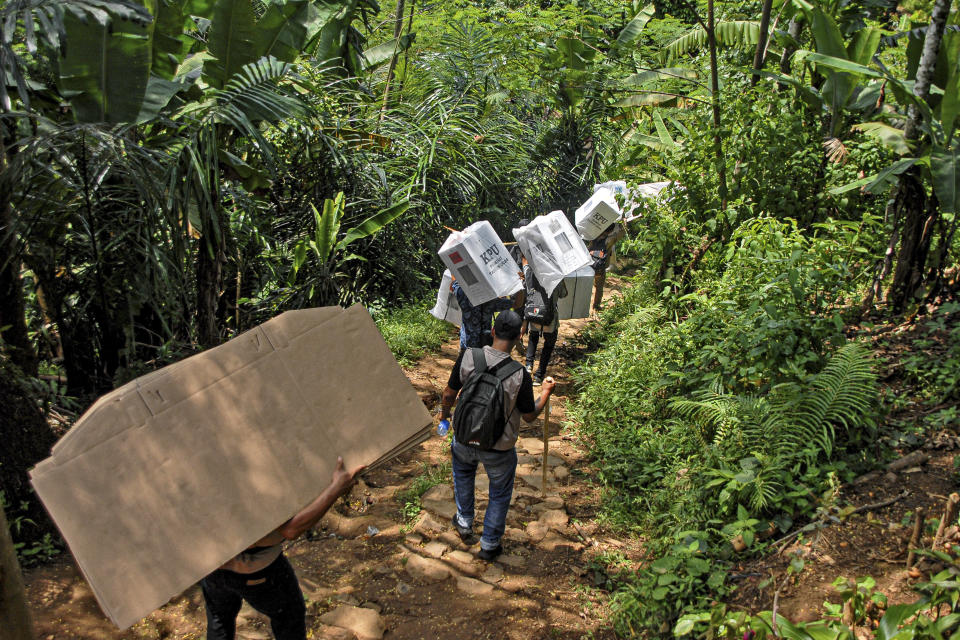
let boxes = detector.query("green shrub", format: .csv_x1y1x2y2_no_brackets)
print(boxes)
373,302,455,368
609,534,729,638
571,214,884,637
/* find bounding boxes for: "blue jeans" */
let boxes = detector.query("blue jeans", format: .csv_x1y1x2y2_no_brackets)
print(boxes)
451,438,517,551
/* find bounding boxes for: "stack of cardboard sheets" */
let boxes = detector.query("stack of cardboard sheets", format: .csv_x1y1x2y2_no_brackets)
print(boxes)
30,305,433,629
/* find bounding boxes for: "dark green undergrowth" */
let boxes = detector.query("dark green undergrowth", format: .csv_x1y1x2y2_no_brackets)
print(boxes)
373,302,455,368
570,214,886,637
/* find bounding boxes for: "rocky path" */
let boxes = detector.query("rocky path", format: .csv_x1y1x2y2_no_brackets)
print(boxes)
24,291,635,640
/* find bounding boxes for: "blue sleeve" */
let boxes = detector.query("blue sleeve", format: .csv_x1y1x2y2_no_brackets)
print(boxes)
452,281,473,311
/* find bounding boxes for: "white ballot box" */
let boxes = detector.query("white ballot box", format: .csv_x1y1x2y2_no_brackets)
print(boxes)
30,306,432,629
512,211,592,297
429,269,462,326
634,181,670,199
593,180,628,196
438,221,522,306
556,266,595,320
575,188,621,241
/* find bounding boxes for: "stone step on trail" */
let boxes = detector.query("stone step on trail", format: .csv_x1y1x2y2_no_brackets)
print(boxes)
455,575,494,596
421,498,456,520
422,540,448,558
404,553,453,582
319,605,386,640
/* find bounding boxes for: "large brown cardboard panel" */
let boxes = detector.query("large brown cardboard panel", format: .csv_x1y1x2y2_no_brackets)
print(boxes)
31,305,432,629
285,306,433,466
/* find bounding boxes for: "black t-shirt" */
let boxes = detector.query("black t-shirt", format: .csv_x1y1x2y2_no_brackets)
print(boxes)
448,348,536,414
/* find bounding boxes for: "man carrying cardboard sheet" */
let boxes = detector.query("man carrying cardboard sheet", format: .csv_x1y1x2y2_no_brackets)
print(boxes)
438,310,555,561
201,456,365,640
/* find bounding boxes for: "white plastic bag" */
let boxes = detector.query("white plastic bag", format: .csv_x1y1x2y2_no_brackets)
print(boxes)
575,188,621,240
438,221,522,306
429,270,462,326
556,266,595,320
512,211,591,297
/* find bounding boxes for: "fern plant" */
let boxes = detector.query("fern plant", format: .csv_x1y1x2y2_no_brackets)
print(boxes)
671,343,878,512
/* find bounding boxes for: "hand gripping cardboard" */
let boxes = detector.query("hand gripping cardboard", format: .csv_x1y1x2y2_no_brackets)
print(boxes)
574,187,621,241
512,211,592,297
438,221,522,306
429,269,462,326
30,305,432,629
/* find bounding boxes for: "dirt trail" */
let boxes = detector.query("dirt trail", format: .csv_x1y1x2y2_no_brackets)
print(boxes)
23,283,633,640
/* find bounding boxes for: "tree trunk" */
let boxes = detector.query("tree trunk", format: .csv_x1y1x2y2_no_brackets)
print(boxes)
779,17,802,75
904,0,951,141
0,504,34,640
890,174,936,312
379,0,407,122
196,232,225,349
0,129,37,377
707,0,728,209
925,207,960,301
750,0,775,86
888,0,951,310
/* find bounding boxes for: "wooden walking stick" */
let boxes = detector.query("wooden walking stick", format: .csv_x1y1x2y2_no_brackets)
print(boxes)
907,506,925,569
0,505,35,640
933,493,960,551
541,378,553,496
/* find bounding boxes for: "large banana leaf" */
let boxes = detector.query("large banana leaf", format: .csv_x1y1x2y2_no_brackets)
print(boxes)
847,27,881,66
651,110,676,150
941,58,960,143
931,147,960,215
136,74,187,121
152,0,192,79
621,67,699,86
852,122,911,155
307,0,361,68
336,199,409,250
203,0,258,89
662,21,760,64
612,92,681,107
616,4,655,47
359,34,414,70
804,6,881,136
254,0,325,63
58,0,155,123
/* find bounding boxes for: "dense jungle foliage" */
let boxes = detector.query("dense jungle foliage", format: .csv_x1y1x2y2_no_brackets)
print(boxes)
1,0,960,636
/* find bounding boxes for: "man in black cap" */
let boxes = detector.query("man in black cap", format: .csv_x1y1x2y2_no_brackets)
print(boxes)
438,310,556,560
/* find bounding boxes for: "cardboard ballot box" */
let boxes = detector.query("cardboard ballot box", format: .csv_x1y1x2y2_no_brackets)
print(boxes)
438,221,522,306
429,269,462,326
30,305,432,629
556,266,595,320
512,211,592,297
575,188,621,241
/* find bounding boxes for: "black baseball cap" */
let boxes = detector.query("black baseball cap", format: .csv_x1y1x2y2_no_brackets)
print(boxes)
493,309,523,340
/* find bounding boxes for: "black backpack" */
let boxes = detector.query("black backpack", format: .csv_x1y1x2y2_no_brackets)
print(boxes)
524,274,555,326
453,348,523,449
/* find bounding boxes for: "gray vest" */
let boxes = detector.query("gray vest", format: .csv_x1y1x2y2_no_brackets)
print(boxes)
458,346,524,450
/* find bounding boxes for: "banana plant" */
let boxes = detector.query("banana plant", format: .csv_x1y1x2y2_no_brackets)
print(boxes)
812,50,960,215
290,192,410,304
661,20,762,65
